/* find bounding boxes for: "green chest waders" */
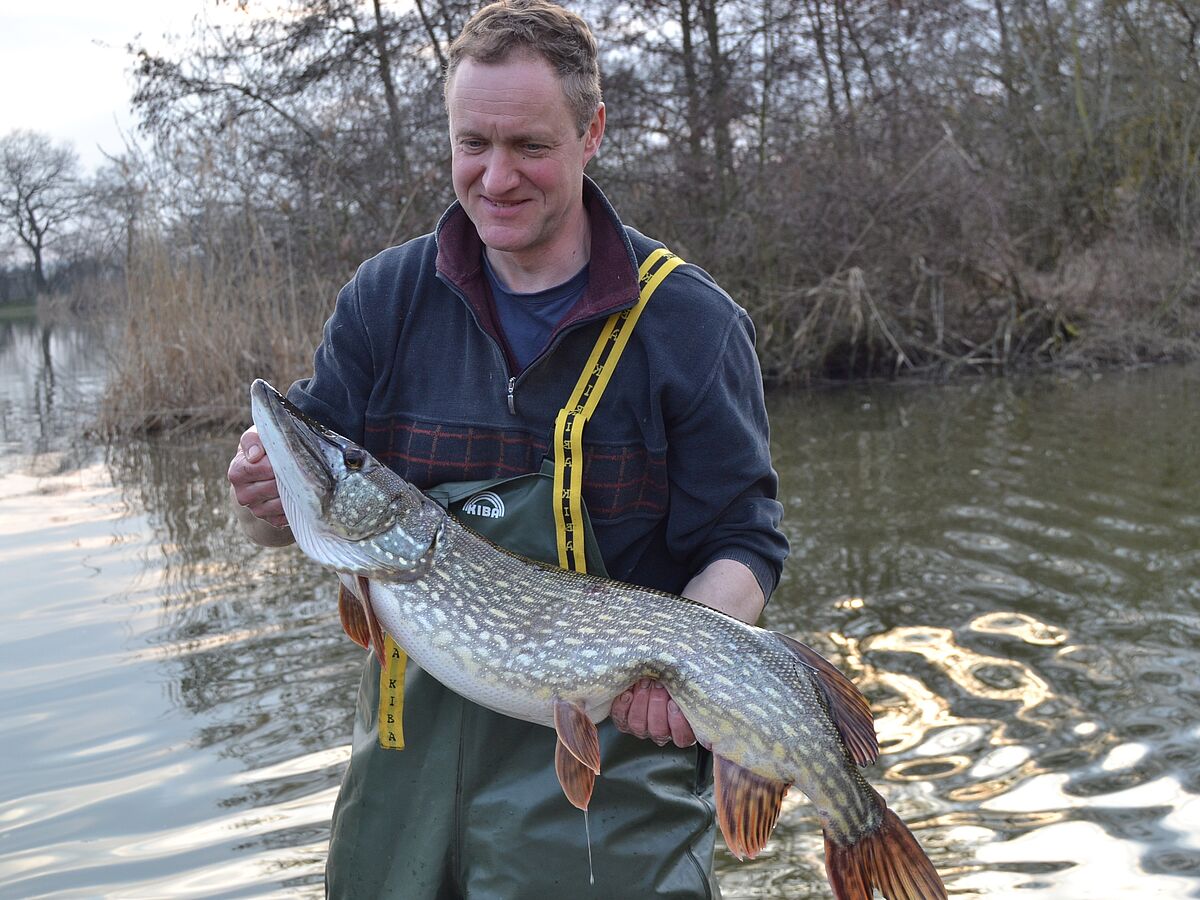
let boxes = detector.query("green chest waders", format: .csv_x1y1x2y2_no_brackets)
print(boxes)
324,250,719,900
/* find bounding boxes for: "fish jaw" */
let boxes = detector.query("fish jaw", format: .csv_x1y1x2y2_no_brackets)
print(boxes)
248,379,442,578
249,379,332,534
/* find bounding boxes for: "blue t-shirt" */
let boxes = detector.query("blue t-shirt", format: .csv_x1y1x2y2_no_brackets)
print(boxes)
483,253,589,371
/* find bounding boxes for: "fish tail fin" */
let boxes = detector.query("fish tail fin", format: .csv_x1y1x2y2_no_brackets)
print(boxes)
823,797,945,900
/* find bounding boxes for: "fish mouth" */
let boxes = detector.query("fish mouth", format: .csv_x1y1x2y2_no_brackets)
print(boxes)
250,379,428,577
249,379,341,511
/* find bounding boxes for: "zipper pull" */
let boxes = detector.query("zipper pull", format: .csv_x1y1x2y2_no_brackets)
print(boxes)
507,376,516,415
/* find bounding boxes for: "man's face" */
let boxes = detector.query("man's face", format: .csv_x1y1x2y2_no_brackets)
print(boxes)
447,54,604,266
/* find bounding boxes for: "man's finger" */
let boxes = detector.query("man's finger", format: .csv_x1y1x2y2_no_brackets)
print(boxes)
626,679,651,739
248,497,286,523
666,699,697,748
233,427,274,477
238,425,261,454
610,690,633,732
235,477,281,507
229,447,277,491
646,683,671,746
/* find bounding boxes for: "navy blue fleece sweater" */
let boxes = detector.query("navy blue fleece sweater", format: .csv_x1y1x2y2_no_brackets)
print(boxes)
288,178,788,599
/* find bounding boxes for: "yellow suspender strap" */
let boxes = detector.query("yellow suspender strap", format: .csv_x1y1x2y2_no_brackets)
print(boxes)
552,248,685,573
377,634,407,749
379,247,683,749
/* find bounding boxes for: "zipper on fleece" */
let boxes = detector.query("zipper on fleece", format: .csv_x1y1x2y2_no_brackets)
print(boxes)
436,273,518,416
436,271,639,418
505,296,642,417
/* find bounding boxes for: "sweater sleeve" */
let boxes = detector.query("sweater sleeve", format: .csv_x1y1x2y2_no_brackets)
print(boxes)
286,272,374,443
664,310,789,601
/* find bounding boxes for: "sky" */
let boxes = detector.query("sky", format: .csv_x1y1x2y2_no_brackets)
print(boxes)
0,2,251,172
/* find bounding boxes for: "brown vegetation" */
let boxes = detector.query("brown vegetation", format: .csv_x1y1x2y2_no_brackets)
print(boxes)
74,0,1200,431
96,229,337,434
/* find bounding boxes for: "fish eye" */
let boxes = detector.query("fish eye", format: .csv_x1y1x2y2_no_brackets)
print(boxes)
343,447,367,470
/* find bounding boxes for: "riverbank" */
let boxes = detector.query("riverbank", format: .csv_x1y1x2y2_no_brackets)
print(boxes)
0,302,36,322
74,233,1199,435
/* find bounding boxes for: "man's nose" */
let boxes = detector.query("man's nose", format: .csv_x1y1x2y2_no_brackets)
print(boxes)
481,150,521,194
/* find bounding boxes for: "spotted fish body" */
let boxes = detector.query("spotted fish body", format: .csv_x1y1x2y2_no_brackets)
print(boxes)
250,379,946,900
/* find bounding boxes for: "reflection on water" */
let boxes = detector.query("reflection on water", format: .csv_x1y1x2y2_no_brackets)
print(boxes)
718,368,1200,898
0,317,106,468
0,317,355,898
2,313,1199,898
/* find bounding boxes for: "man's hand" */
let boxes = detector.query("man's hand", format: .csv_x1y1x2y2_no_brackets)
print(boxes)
609,559,765,748
610,679,697,747
228,426,295,546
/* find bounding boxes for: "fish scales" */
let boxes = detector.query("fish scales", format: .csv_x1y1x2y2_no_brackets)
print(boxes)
250,379,947,900
372,514,877,833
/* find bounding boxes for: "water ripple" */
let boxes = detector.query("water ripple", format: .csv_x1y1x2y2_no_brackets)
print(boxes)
5,322,1200,899
744,365,1200,898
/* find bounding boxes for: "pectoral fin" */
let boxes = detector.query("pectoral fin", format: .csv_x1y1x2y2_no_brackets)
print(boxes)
775,633,879,766
356,575,387,668
713,755,790,860
338,582,371,650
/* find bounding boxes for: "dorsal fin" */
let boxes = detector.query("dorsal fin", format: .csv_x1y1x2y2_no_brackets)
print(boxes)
774,633,878,766
713,755,790,860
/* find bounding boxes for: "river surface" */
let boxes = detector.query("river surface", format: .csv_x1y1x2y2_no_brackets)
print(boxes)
1,313,1198,898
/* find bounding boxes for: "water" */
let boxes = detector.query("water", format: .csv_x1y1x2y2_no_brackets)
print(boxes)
1,313,1198,898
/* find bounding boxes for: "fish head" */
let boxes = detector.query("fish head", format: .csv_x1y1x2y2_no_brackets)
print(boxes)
249,379,443,578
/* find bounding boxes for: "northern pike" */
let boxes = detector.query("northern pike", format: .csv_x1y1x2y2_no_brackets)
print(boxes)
249,378,946,900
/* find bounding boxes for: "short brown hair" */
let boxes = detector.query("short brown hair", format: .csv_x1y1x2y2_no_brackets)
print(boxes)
445,0,602,136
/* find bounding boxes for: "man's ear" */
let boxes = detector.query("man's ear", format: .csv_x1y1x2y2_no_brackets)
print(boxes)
583,103,606,164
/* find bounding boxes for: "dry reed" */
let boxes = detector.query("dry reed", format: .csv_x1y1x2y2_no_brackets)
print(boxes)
98,229,337,434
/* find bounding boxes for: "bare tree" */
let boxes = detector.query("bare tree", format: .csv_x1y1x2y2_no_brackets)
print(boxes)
0,130,80,295
98,0,1200,405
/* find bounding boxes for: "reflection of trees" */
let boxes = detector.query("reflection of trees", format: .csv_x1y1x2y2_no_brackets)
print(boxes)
765,371,1200,888
33,324,55,446
106,435,361,753
0,321,16,355
0,319,107,467
105,435,362,877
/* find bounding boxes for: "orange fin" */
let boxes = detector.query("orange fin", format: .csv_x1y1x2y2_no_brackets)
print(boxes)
824,795,946,900
713,755,790,860
553,698,601,773
356,575,387,667
775,633,879,766
555,737,598,810
338,582,371,650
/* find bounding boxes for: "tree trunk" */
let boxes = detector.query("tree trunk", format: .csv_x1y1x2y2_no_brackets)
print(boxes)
678,0,706,172
372,0,409,180
698,0,733,203
806,0,841,122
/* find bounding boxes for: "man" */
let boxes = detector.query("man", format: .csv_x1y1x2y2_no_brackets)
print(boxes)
229,1,788,896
